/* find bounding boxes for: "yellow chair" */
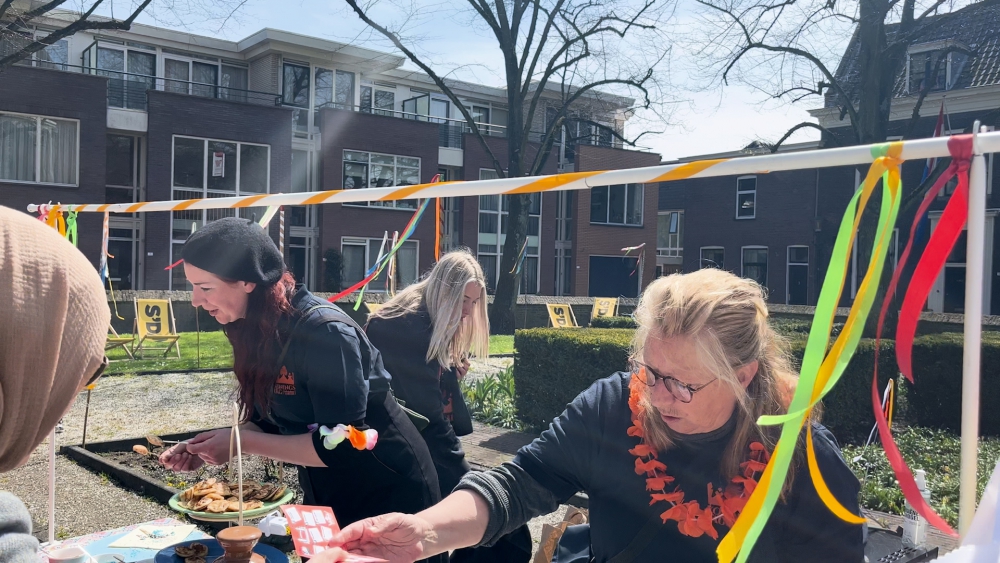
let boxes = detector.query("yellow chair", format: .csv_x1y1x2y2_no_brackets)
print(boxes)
366,302,384,317
590,297,618,323
546,304,579,328
134,298,181,359
106,326,135,360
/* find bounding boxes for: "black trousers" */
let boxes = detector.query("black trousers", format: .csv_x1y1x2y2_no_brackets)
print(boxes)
421,417,533,563
299,392,447,563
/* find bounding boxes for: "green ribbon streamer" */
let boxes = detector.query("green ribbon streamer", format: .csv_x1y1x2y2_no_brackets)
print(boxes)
734,145,902,563
65,211,78,247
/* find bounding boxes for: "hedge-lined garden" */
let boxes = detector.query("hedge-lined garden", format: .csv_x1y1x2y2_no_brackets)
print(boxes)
513,326,1000,439
497,324,1000,527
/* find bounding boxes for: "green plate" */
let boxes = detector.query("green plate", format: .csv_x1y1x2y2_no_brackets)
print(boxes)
169,490,294,521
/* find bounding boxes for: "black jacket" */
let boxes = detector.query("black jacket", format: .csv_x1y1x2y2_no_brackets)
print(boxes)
366,308,474,494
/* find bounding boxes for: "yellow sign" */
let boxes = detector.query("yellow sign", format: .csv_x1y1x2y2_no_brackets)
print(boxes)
137,299,169,337
547,304,578,328
591,297,618,320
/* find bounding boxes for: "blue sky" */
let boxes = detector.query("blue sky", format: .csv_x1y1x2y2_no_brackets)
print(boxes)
112,0,827,161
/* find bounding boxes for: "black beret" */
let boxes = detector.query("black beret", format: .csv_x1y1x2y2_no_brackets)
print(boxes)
181,217,284,285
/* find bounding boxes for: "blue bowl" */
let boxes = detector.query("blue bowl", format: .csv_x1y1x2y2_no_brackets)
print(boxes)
155,539,287,563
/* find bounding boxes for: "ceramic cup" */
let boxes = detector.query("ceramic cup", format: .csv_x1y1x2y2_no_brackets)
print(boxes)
48,546,90,563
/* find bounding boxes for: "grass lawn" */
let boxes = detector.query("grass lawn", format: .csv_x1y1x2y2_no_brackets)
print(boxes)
489,335,515,355
106,331,515,374
105,331,233,374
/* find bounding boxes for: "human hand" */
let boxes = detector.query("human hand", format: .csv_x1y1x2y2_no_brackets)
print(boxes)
455,357,471,381
183,428,234,466
332,513,434,563
303,547,352,562
158,442,205,472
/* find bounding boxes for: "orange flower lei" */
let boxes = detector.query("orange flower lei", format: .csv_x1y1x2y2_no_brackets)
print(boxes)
627,371,770,540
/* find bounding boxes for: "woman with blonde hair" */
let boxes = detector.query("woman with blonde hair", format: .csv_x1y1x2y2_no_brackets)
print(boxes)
324,268,864,563
365,249,531,563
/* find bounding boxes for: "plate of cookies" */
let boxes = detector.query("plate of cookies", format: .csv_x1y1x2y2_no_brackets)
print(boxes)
168,478,293,521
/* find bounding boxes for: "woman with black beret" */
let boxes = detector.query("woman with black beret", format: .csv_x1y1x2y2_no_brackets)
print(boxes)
158,217,444,563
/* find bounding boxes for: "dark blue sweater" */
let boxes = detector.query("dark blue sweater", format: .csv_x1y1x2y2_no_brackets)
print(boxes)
498,373,864,562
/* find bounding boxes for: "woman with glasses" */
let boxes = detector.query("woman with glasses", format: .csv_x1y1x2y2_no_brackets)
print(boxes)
317,268,864,563
0,206,111,563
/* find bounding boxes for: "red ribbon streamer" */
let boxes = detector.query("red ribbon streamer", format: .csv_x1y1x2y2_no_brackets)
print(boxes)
872,134,972,538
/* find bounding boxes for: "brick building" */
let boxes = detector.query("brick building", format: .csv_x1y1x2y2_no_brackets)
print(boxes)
0,15,661,297
658,1,1000,312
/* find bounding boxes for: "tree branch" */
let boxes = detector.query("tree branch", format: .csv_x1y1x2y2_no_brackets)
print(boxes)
1,0,158,68
695,0,862,130
765,121,838,152
0,0,16,21
343,0,506,175
4,0,69,30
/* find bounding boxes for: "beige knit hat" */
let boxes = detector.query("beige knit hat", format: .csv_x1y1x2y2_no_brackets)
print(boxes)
0,205,110,471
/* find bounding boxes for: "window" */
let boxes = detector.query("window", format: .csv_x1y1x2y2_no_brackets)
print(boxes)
314,67,334,115
742,247,768,288
342,150,420,209
590,184,643,226
478,169,541,294
342,237,418,292
657,211,683,258
0,112,78,185
589,256,640,298
283,62,310,132
35,35,68,70
787,246,809,305
335,71,355,110
736,176,756,219
907,48,968,94
701,247,724,270
170,136,270,288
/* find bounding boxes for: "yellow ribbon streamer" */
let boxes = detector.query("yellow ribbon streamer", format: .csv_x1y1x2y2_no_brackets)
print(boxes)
718,143,903,563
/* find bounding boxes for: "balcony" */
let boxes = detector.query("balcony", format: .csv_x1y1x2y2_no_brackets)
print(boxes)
14,60,282,111
316,102,506,150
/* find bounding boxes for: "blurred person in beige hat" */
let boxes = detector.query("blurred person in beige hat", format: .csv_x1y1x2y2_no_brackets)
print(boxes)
0,205,110,563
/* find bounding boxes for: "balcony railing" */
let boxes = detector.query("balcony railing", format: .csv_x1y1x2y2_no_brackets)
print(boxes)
316,102,508,149
657,247,683,258
16,61,282,110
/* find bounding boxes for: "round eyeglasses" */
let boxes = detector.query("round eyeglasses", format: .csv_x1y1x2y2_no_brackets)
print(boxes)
631,361,716,403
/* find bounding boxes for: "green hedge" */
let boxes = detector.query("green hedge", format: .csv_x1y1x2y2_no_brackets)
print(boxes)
590,316,637,329
785,338,897,443
514,328,894,442
514,328,634,430
908,332,1000,436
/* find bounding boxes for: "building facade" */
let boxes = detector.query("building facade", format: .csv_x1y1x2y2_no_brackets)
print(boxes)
658,1,1000,313
0,13,660,298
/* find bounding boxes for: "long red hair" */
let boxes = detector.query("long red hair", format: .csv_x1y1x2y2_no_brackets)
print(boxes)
223,271,297,421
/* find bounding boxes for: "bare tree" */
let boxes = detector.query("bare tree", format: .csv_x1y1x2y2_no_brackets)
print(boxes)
0,0,253,69
694,0,992,334
342,0,673,334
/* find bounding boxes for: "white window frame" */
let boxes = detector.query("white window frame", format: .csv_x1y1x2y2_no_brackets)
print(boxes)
590,183,644,227
905,44,968,94
340,236,420,293
736,175,757,220
657,210,683,258
341,149,422,210
168,134,271,289
786,245,809,305
700,246,725,270
169,134,271,194
0,110,80,187
741,245,768,287
477,168,542,293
